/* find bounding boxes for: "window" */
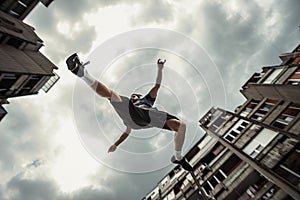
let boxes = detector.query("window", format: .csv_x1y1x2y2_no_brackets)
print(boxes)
240,100,259,117
202,154,241,194
209,112,230,133
15,75,42,95
262,186,277,199
42,72,60,93
224,120,249,143
203,182,213,194
168,170,175,180
6,37,23,48
219,154,241,175
212,145,225,156
272,103,300,129
20,0,33,5
0,34,6,43
186,147,200,161
261,136,298,169
275,149,300,186
8,10,20,17
243,128,278,158
179,176,192,191
10,1,27,17
249,145,264,158
251,99,278,121
248,72,264,84
24,75,41,88
286,67,300,85
201,143,226,167
203,169,227,194
215,170,227,182
0,73,19,96
163,190,175,200
160,176,169,189
291,56,300,65
241,121,248,127
147,187,160,200
262,68,284,84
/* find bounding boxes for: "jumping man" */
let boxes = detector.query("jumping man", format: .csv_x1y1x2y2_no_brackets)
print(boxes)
66,53,192,171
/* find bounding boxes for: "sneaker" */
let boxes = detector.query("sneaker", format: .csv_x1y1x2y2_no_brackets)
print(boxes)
171,155,193,171
66,53,89,77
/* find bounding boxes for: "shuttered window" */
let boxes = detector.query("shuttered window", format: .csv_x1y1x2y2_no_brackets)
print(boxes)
286,67,300,85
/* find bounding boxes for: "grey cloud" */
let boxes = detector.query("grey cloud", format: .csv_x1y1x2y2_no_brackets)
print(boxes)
175,0,300,110
0,104,38,170
53,0,138,18
26,5,56,35
0,185,4,200
25,0,98,63
25,0,151,63
34,0,124,30
267,0,300,52
5,174,110,200
198,1,262,72
7,175,62,200
0,96,65,173
90,168,173,200
2,167,172,200
53,0,98,20
0,132,18,170
44,24,97,63
71,186,114,200
131,0,174,24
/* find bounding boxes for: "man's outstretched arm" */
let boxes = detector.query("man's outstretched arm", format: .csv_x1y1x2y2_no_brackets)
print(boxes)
149,59,166,98
107,126,131,153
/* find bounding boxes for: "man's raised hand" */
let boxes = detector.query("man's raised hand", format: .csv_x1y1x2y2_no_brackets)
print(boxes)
157,59,166,69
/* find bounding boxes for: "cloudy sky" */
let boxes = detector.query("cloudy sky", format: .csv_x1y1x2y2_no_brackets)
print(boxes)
1,0,299,199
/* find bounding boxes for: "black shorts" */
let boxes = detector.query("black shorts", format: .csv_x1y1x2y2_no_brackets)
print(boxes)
162,113,179,130
111,96,179,131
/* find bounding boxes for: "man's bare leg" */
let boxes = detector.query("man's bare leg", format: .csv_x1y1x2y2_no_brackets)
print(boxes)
66,53,122,102
83,70,122,102
94,81,122,102
167,119,192,171
166,119,186,160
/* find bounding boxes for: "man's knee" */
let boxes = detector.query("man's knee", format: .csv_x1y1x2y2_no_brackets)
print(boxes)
167,119,186,132
110,91,122,102
178,121,186,132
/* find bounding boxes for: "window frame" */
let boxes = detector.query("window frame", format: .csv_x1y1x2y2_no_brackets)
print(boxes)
272,103,300,129
262,67,284,84
224,119,250,143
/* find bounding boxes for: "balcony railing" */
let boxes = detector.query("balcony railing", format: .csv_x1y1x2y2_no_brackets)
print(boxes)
41,72,59,93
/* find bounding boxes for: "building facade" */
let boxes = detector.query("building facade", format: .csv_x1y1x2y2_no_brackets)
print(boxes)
0,0,53,20
0,0,59,121
143,44,300,200
143,135,221,200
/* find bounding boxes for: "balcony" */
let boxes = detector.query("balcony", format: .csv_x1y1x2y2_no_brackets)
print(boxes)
240,83,300,102
241,72,265,89
41,72,59,93
199,108,232,134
